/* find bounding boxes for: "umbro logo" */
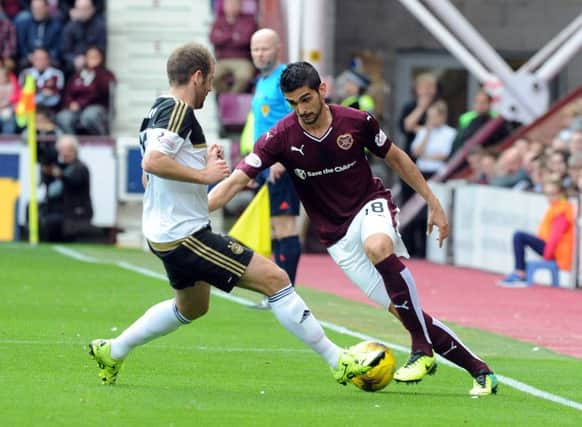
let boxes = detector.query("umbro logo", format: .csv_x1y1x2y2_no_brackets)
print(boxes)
291,144,305,156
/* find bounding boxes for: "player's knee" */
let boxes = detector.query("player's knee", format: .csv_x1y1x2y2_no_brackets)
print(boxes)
176,300,209,321
262,264,290,294
364,235,394,264
271,265,290,287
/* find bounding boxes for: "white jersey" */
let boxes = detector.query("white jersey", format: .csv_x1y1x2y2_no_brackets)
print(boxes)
139,96,209,243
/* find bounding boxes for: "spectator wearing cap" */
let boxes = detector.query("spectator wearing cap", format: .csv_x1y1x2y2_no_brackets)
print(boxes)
339,69,375,114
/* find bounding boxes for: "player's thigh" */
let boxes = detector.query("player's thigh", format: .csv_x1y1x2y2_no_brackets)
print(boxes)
237,253,289,296
175,281,211,320
360,198,409,262
327,225,390,309
151,228,253,293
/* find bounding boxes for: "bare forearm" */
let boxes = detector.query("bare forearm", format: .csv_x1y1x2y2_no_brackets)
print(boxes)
386,146,437,204
208,170,251,211
142,152,207,184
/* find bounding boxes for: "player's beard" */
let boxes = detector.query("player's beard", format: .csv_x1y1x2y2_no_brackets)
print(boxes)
299,97,324,126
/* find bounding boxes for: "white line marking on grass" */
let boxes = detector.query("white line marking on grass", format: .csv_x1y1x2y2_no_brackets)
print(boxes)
0,339,310,353
53,245,99,263
53,246,582,412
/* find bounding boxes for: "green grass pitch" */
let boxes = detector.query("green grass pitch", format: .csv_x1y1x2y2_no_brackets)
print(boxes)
1,243,581,426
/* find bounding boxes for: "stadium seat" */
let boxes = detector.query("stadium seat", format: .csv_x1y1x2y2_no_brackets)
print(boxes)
218,93,253,129
526,260,560,287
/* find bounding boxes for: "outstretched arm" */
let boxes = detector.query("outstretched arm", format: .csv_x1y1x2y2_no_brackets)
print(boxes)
208,169,253,212
384,143,449,247
142,149,229,185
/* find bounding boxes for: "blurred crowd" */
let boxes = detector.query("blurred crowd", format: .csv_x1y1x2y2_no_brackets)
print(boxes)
0,0,114,137
466,103,582,195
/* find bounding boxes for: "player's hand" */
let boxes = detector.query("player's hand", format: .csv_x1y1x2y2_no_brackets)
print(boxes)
426,200,449,248
268,162,286,183
203,156,230,184
208,143,224,160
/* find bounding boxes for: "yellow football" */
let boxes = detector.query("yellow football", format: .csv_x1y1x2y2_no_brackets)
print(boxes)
350,341,396,392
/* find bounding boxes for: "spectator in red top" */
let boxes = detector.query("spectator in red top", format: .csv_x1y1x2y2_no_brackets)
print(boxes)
2,0,23,19
209,0,256,94
0,58,20,134
18,47,64,111
56,46,115,135
0,4,17,71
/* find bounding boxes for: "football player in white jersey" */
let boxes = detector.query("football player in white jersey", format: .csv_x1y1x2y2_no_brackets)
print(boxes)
88,42,382,387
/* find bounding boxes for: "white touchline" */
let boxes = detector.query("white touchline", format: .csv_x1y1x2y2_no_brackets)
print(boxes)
53,245,582,412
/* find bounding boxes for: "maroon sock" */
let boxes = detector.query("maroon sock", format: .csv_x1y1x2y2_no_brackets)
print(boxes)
423,311,490,376
375,255,433,355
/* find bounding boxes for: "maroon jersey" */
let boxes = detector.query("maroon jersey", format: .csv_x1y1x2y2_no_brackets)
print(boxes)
238,104,398,246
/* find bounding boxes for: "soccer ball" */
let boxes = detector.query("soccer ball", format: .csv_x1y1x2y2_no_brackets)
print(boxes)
350,341,396,392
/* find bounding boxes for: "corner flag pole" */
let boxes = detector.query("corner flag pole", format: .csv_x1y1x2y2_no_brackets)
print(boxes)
16,75,38,244
27,106,38,245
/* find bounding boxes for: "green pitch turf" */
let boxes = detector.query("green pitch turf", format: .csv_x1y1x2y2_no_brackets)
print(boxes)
1,243,581,426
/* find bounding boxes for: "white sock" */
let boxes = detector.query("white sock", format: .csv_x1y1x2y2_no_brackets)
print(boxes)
268,285,341,368
110,299,190,359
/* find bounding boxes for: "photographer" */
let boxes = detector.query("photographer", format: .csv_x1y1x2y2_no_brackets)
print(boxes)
38,134,92,241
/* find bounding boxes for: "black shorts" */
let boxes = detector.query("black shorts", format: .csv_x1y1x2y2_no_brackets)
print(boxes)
267,171,300,216
149,226,254,292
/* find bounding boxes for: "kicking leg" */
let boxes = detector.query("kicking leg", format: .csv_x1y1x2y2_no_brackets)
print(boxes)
238,253,383,384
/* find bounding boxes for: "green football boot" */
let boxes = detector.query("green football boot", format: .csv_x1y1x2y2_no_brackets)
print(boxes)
393,351,437,383
470,373,499,396
88,339,124,385
332,348,385,385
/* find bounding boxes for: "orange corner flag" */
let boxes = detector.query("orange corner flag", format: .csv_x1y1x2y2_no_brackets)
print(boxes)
229,185,271,258
15,74,36,127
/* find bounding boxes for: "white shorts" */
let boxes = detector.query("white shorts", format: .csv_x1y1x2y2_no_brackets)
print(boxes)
327,198,409,309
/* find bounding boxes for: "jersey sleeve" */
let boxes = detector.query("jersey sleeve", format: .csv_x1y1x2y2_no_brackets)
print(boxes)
236,126,282,179
143,99,195,157
361,112,392,158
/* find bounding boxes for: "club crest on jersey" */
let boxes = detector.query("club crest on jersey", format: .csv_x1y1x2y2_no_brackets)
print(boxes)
228,241,244,255
375,130,387,147
244,153,262,168
336,133,353,150
294,168,307,180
